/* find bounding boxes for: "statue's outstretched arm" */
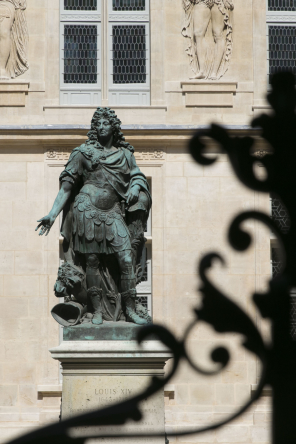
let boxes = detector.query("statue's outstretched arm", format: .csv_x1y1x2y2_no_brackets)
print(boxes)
35,181,73,236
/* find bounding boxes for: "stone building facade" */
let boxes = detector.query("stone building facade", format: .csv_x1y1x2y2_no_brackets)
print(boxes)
0,0,287,443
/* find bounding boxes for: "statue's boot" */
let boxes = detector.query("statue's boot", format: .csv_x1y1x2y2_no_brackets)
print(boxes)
121,289,148,325
88,287,103,325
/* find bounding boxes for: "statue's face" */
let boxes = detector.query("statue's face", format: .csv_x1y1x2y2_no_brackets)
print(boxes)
96,118,113,142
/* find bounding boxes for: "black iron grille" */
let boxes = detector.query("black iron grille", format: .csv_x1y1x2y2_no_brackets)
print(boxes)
141,248,148,282
291,293,296,340
268,26,296,83
271,193,290,233
136,296,148,309
272,248,284,278
64,0,97,10
64,25,97,84
112,0,145,11
268,0,296,10
112,25,147,84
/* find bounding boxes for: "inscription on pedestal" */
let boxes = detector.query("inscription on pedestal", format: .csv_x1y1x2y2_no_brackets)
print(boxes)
63,375,165,444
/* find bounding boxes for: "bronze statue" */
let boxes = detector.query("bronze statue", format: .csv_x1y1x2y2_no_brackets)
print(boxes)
36,108,151,327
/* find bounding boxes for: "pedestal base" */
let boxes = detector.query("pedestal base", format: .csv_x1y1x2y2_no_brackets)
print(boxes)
50,340,172,444
63,321,153,341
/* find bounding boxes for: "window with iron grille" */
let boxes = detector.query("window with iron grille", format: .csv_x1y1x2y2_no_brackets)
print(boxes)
271,193,290,233
64,0,98,10
290,289,296,340
60,0,101,105
60,0,150,105
113,0,146,11
271,247,284,278
267,1,296,84
112,25,147,84
108,0,150,105
137,243,152,315
268,25,296,83
268,0,296,11
270,248,296,340
64,25,98,84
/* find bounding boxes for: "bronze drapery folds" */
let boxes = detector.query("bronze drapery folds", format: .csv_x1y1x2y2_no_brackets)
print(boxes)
7,71,296,444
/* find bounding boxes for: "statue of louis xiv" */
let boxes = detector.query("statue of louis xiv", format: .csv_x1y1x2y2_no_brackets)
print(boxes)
36,108,152,327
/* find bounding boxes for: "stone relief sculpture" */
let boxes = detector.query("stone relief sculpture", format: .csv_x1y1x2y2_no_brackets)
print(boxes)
0,0,29,80
182,0,234,80
36,108,152,328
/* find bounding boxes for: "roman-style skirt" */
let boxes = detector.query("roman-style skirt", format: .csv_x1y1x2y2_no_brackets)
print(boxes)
72,193,131,255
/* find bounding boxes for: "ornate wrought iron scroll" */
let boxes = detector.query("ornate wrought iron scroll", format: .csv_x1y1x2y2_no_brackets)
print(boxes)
7,71,296,444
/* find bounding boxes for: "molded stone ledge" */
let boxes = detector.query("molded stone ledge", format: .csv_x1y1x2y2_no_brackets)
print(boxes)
37,385,62,397
43,105,167,110
251,384,272,397
50,340,172,366
0,81,29,107
181,81,237,108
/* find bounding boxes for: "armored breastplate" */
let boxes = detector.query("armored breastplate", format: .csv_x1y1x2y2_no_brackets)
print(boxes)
84,164,106,186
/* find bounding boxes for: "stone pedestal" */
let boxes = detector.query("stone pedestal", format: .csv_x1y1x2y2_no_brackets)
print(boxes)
50,339,172,444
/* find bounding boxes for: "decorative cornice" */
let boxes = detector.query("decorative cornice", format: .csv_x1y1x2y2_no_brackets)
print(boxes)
46,147,72,161
46,147,165,162
108,14,149,21
134,150,165,161
61,14,101,21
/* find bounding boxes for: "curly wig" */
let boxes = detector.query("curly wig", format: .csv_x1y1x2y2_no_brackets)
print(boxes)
86,107,134,152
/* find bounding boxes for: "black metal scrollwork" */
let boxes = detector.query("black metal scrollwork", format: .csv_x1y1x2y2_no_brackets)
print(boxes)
8,71,296,444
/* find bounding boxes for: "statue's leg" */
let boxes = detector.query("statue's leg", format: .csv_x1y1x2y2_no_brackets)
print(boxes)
191,3,211,79
0,2,15,79
116,250,136,293
210,4,226,79
115,250,147,325
85,253,103,325
85,253,101,288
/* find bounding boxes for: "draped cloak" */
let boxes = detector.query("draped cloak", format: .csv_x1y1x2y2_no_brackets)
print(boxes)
0,0,29,78
60,143,152,255
181,0,233,79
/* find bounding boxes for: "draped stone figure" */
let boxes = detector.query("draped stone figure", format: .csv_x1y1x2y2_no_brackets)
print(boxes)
36,108,152,328
182,0,234,80
0,0,29,79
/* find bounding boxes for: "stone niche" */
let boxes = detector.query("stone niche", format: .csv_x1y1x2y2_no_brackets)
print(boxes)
181,81,238,108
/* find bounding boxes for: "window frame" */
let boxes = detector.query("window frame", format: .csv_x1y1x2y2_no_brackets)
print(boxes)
60,0,102,105
60,0,102,15
59,0,151,106
108,0,150,105
266,0,296,86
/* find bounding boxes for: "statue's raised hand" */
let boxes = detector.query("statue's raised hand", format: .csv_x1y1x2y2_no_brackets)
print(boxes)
35,214,56,236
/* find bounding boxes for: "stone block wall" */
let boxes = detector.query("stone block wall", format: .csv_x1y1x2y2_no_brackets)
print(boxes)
0,143,61,442
0,130,272,443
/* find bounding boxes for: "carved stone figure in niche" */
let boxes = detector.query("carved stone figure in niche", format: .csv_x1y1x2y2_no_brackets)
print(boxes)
36,108,152,327
0,0,29,80
182,0,234,80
